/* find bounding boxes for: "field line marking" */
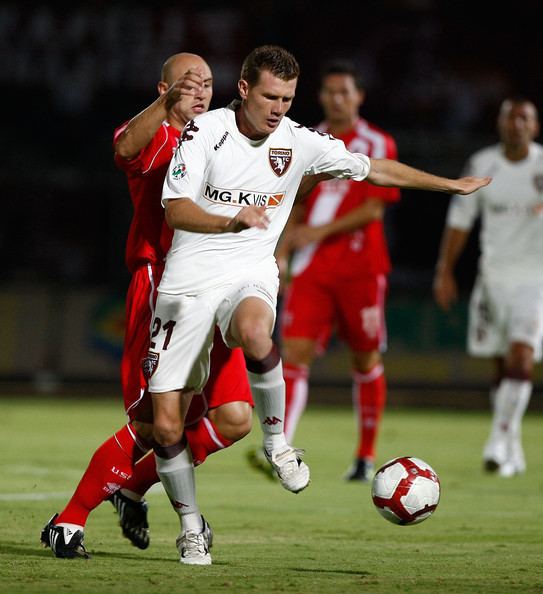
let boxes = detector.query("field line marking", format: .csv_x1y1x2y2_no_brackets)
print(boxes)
0,491,72,501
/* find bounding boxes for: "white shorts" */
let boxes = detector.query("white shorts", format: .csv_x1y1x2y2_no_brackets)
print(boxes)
467,275,543,361
147,271,278,393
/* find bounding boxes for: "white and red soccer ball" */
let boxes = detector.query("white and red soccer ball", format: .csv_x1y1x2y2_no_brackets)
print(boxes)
371,457,441,525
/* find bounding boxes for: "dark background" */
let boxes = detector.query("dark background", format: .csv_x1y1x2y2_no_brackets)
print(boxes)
1,0,542,391
4,0,542,288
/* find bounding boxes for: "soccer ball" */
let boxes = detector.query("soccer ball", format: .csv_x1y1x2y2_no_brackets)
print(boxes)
371,457,441,525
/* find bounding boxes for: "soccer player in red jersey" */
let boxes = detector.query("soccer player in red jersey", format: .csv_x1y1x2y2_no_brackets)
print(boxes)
41,53,253,564
268,62,400,482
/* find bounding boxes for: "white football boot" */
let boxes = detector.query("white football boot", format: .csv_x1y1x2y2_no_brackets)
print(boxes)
176,516,213,565
499,438,526,478
264,445,310,493
482,433,508,473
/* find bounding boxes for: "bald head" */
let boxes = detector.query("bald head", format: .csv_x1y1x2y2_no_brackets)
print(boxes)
156,52,213,129
161,53,211,86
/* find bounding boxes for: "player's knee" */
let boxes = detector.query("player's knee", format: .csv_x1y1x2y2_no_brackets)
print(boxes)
152,418,184,447
505,362,533,381
238,323,273,360
506,344,535,379
211,402,253,442
352,350,381,373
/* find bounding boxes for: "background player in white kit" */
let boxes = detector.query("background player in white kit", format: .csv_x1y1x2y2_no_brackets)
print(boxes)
147,45,490,560
433,97,542,477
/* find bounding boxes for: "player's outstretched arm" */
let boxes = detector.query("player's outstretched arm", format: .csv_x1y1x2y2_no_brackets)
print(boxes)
165,198,269,234
367,158,491,195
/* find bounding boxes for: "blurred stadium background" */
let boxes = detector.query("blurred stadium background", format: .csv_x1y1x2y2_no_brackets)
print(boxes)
1,1,542,406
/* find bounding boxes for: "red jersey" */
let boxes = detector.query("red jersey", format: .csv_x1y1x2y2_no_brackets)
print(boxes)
290,118,399,279
113,122,179,273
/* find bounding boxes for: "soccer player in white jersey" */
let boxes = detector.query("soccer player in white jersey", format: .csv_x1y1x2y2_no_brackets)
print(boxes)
146,44,489,560
434,97,542,477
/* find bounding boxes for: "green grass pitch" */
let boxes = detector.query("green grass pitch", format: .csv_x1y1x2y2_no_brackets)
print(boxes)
0,397,541,593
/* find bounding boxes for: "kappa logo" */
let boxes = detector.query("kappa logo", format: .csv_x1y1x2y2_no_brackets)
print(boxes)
214,131,229,151
204,183,284,208
142,351,160,379
263,416,282,426
269,148,292,176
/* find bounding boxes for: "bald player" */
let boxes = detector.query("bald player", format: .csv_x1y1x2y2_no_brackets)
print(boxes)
41,53,253,565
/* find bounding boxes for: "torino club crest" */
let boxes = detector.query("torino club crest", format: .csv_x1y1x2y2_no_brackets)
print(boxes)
269,148,292,177
142,351,160,379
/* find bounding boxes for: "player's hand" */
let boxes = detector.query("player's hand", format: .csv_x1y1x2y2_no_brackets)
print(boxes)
225,205,270,233
453,176,492,195
433,269,457,311
165,68,205,108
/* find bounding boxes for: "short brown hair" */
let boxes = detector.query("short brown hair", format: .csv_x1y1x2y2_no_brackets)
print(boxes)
240,45,300,86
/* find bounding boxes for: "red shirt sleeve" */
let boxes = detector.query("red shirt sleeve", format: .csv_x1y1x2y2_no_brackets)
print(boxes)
113,122,174,176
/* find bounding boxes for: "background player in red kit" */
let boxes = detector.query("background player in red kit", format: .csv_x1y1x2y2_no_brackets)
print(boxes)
41,53,253,564
263,61,399,482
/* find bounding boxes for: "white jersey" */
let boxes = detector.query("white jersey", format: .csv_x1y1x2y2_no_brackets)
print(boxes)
160,102,371,294
446,142,543,283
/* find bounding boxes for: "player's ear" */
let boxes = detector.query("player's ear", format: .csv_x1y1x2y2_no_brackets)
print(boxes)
238,79,249,100
158,81,169,96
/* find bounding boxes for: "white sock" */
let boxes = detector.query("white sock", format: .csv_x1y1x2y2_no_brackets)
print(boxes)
485,378,532,461
155,447,203,534
247,360,288,452
508,380,532,432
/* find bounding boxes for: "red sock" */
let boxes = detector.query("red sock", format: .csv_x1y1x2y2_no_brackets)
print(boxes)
122,451,159,496
283,362,309,443
185,417,233,466
353,364,386,461
56,424,147,527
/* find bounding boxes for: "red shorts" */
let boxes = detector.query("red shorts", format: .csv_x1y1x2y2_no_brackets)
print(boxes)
121,263,253,423
280,271,388,353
